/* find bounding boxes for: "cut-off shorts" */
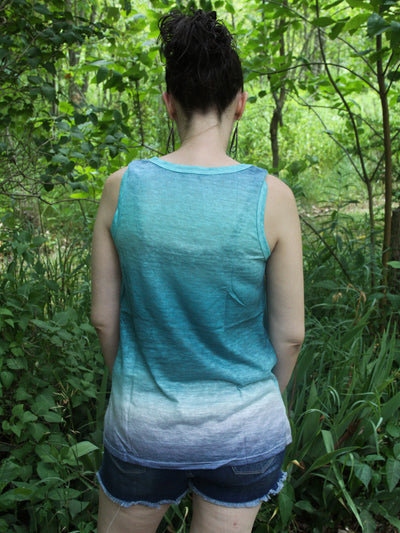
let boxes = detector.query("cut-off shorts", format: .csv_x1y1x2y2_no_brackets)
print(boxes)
97,447,287,509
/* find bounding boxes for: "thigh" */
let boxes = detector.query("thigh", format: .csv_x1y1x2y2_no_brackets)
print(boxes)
98,486,169,533
190,492,260,533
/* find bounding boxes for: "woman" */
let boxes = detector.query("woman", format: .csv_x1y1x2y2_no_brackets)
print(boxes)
91,9,304,533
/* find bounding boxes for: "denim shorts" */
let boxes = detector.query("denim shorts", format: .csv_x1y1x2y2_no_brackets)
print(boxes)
97,447,287,509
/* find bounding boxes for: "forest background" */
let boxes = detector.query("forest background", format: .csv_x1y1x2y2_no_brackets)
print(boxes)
0,0,400,531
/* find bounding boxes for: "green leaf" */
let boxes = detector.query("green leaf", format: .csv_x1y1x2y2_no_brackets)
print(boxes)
0,460,20,484
27,75,44,85
41,84,56,102
32,392,56,416
394,444,400,459
68,441,98,459
123,0,132,15
225,2,235,14
30,422,48,442
1,371,14,388
70,191,89,199
55,121,70,131
37,462,57,480
346,0,370,7
386,514,400,530
390,21,400,49
69,499,90,519
354,462,373,488
21,410,38,424
312,17,335,28
107,6,120,21
33,3,51,15
322,429,334,453
360,509,376,533
367,13,390,38
43,411,63,423
278,484,294,527
295,500,316,513
329,22,346,39
386,458,400,492
96,66,109,84
344,13,370,32
387,422,400,438
113,109,122,123
52,153,70,165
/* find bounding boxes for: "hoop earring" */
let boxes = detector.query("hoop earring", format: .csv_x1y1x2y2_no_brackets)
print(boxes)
229,121,239,159
166,123,175,154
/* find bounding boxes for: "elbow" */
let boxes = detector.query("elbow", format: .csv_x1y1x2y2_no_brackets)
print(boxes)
290,327,305,353
90,308,102,331
91,308,115,334
270,327,305,358
293,326,305,349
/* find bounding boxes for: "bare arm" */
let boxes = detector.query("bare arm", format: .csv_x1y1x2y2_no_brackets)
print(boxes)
264,175,304,393
91,168,126,375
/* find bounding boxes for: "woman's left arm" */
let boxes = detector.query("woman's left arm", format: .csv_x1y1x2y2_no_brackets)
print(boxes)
91,168,125,375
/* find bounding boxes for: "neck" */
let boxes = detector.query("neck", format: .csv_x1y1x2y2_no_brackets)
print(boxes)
163,109,237,167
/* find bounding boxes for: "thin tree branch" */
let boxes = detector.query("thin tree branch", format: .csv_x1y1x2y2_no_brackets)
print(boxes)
315,0,369,186
254,62,378,92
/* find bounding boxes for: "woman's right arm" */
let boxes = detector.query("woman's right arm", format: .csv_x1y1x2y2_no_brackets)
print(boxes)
91,168,125,375
264,175,305,393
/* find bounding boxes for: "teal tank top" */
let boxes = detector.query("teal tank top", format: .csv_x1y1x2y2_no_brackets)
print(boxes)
103,157,292,468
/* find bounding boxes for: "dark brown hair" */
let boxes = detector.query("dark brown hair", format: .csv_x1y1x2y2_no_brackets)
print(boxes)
158,9,243,119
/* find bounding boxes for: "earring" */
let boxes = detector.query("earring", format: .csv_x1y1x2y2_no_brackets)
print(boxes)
229,121,239,159
166,123,175,154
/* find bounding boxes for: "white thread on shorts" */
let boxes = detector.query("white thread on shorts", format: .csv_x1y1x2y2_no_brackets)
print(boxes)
106,505,121,533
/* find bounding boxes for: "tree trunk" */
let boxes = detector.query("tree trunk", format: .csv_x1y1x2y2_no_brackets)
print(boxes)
269,9,287,175
269,99,284,173
390,207,400,294
376,33,393,291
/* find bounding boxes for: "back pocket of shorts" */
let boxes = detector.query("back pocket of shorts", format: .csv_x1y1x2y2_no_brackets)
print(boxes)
107,450,147,476
231,451,285,475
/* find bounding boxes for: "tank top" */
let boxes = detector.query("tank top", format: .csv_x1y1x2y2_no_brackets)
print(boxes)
102,157,292,469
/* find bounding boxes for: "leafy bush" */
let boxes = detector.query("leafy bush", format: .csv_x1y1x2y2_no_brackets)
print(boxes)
0,222,104,532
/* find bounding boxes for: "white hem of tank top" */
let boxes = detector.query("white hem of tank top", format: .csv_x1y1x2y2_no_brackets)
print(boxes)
97,472,189,509
189,470,287,508
102,438,292,470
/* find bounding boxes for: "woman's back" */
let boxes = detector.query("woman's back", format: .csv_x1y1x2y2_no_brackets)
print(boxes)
103,157,291,468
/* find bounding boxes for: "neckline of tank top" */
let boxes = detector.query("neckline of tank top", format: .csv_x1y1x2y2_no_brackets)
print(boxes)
149,157,252,174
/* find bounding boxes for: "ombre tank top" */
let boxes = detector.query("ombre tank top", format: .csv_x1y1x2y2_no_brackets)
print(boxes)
103,157,292,468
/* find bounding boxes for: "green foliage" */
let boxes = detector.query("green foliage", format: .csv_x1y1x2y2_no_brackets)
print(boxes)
281,317,400,532
0,220,104,532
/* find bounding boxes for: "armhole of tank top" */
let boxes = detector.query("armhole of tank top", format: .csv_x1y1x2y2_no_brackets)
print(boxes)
257,179,271,260
110,166,129,238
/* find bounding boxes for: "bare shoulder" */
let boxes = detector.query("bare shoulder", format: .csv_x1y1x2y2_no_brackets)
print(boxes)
265,174,296,203
264,174,300,251
103,166,128,201
97,166,128,228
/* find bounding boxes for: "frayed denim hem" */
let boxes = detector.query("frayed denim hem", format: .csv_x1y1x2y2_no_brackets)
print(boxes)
189,470,287,509
97,471,188,509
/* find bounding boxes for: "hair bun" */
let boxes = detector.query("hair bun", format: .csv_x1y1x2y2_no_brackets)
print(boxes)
158,9,243,117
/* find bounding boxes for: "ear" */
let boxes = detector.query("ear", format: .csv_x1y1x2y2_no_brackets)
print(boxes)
235,91,248,120
162,91,176,120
